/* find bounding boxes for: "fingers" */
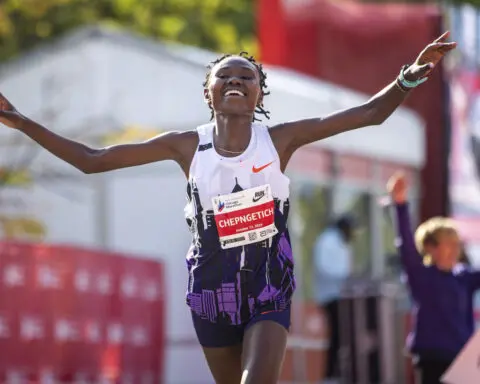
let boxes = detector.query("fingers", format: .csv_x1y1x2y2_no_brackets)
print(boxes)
387,171,404,189
431,31,457,52
441,42,457,52
438,42,457,51
392,170,406,181
423,42,457,60
434,31,450,43
429,42,457,50
0,94,8,109
0,93,14,112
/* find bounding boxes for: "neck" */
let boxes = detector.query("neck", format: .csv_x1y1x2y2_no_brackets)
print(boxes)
213,114,253,155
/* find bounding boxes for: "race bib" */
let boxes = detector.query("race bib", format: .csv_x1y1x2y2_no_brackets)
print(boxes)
212,184,278,249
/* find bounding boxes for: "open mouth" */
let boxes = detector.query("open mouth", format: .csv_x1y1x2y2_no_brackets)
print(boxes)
224,89,246,97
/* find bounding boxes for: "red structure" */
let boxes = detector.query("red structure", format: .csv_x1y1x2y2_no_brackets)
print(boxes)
258,0,447,221
0,242,165,382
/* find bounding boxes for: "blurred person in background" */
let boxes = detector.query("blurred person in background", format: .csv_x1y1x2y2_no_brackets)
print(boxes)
0,33,454,383
388,172,480,384
313,215,356,382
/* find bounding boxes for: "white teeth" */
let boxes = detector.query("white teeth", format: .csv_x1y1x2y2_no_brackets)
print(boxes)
225,90,245,96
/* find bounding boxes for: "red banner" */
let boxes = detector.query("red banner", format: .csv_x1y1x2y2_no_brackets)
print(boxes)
0,242,165,383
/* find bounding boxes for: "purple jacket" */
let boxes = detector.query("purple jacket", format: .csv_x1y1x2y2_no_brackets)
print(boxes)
394,203,480,360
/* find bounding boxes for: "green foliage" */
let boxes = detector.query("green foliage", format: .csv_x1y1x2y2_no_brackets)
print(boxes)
448,0,480,5
0,0,257,62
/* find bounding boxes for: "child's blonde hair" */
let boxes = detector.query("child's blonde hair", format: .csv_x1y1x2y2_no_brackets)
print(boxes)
414,217,458,265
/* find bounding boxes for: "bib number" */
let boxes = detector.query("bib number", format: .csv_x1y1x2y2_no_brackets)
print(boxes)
212,184,278,249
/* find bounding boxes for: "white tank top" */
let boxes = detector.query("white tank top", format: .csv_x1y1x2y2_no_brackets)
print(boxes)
183,122,295,325
186,122,289,209
185,122,290,247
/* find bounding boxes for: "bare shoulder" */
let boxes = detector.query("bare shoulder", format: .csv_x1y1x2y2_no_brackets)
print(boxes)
159,129,198,148
268,122,292,139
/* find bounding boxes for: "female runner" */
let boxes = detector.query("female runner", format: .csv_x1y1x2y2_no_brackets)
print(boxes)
0,32,455,384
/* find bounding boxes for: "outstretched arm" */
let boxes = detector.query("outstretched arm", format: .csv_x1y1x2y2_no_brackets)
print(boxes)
0,94,196,174
271,32,456,156
387,172,428,301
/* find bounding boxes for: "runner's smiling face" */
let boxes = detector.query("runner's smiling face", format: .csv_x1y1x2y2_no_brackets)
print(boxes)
204,56,263,118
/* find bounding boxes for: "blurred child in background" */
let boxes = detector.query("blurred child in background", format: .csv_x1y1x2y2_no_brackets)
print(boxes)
388,172,480,384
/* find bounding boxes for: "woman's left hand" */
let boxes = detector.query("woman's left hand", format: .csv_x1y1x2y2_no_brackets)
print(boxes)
403,31,457,82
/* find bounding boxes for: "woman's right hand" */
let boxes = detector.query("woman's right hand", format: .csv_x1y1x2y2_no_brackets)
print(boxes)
0,93,27,129
387,171,408,204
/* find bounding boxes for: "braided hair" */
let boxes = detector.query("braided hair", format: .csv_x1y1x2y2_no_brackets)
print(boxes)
203,52,271,122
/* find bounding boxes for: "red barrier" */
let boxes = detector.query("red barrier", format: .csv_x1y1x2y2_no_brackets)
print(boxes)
280,300,328,382
0,242,165,383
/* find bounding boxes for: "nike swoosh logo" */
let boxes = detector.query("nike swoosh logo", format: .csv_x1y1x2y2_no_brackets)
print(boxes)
252,161,274,173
